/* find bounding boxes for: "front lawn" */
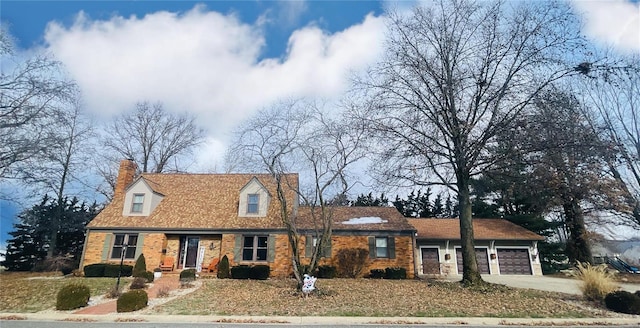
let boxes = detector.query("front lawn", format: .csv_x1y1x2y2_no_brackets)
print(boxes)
0,272,128,313
150,278,603,318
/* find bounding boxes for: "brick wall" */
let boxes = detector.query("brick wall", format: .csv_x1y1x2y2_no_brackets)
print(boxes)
81,231,107,266
83,231,415,278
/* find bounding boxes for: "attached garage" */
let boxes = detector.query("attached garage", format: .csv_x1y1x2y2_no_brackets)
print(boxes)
497,248,532,275
456,248,490,274
409,218,545,276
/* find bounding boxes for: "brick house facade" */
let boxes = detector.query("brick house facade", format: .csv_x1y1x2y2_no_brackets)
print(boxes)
80,160,416,278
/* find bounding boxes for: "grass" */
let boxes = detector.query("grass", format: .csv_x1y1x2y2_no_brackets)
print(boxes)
0,272,624,318
0,271,130,313
149,278,600,318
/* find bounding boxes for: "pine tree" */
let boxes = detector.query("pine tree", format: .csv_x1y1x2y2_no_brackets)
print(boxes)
1,195,98,271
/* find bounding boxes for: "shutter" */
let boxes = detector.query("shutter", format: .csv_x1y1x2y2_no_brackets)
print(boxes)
323,237,332,258
368,236,376,259
101,234,112,261
134,233,145,260
388,237,396,259
234,234,243,263
305,235,312,257
267,234,276,262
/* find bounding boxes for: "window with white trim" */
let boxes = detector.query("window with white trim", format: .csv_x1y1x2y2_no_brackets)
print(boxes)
247,194,259,214
131,194,144,213
375,237,389,258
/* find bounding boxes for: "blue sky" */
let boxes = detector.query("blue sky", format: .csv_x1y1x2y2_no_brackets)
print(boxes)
2,1,384,59
0,0,639,250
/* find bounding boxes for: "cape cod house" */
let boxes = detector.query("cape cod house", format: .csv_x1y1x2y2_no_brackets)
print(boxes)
79,160,416,277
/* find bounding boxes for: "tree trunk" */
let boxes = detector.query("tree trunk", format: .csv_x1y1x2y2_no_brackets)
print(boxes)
458,176,483,285
563,198,593,264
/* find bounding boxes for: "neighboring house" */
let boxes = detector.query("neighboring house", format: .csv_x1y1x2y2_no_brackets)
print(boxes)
80,160,416,278
409,218,544,276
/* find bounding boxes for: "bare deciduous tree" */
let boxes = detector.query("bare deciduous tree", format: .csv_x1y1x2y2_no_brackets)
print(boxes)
358,0,584,285
0,29,76,182
579,55,640,230
99,101,205,199
228,99,366,289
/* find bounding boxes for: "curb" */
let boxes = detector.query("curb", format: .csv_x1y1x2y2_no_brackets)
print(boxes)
1,313,639,326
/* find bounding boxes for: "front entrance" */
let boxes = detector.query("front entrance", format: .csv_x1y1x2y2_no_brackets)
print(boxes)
179,236,200,268
421,248,440,274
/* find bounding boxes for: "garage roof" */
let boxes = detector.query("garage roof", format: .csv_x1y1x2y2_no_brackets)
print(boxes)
408,218,544,241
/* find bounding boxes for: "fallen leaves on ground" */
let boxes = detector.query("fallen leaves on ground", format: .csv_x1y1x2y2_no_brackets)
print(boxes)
150,278,609,318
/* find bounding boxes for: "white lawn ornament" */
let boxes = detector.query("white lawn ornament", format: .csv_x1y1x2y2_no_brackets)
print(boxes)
302,274,317,297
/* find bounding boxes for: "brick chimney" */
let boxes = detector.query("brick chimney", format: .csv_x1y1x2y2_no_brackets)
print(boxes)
114,159,137,199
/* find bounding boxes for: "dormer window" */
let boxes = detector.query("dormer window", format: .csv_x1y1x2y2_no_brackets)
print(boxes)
131,194,145,213
247,194,259,214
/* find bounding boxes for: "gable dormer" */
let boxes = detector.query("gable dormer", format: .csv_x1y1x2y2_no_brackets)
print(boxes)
122,177,164,216
238,177,271,217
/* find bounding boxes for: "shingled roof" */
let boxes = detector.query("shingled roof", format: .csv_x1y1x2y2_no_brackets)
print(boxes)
408,218,544,241
296,206,415,232
87,173,298,230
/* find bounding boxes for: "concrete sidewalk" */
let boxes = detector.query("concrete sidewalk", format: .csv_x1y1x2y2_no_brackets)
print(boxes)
1,312,639,326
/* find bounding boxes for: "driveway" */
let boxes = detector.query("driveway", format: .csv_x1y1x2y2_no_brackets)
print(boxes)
440,275,640,295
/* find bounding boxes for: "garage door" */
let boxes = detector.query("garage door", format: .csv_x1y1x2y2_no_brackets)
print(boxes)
497,248,532,275
456,248,490,274
421,248,440,274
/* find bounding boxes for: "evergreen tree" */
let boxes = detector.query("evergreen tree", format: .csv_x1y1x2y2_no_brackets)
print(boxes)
1,195,98,271
432,194,444,218
351,193,389,207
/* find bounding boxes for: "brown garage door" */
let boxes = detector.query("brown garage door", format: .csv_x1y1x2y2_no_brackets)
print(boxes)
497,248,532,275
421,248,440,274
456,248,490,274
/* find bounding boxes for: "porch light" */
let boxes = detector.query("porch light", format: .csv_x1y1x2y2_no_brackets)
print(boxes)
490,253,497,260
444,253,451,261
209,242,215,250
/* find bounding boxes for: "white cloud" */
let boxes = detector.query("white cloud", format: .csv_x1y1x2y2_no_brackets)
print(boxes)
43,6,386,169
572,0,640,53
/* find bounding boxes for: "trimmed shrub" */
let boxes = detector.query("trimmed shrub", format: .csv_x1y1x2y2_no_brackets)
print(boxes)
129,277,147,290
179,269,197,282
369,269,385,279
84,263,106,277
56,283,90,310
335,248,369,278
104,264,133,277
217,255,230,279
142,271,154,283
571,262,617,301
117,290,148,312
604,291,640,315
133,253,147,277
317,265,337,279
384,267,407,279
231,265,251,279
250,265,270,280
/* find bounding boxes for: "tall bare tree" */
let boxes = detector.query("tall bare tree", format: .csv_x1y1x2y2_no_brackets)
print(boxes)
228,99,366,289
1,29,76,182
578,55,640,230
358,0,584,285
99,101,205,199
